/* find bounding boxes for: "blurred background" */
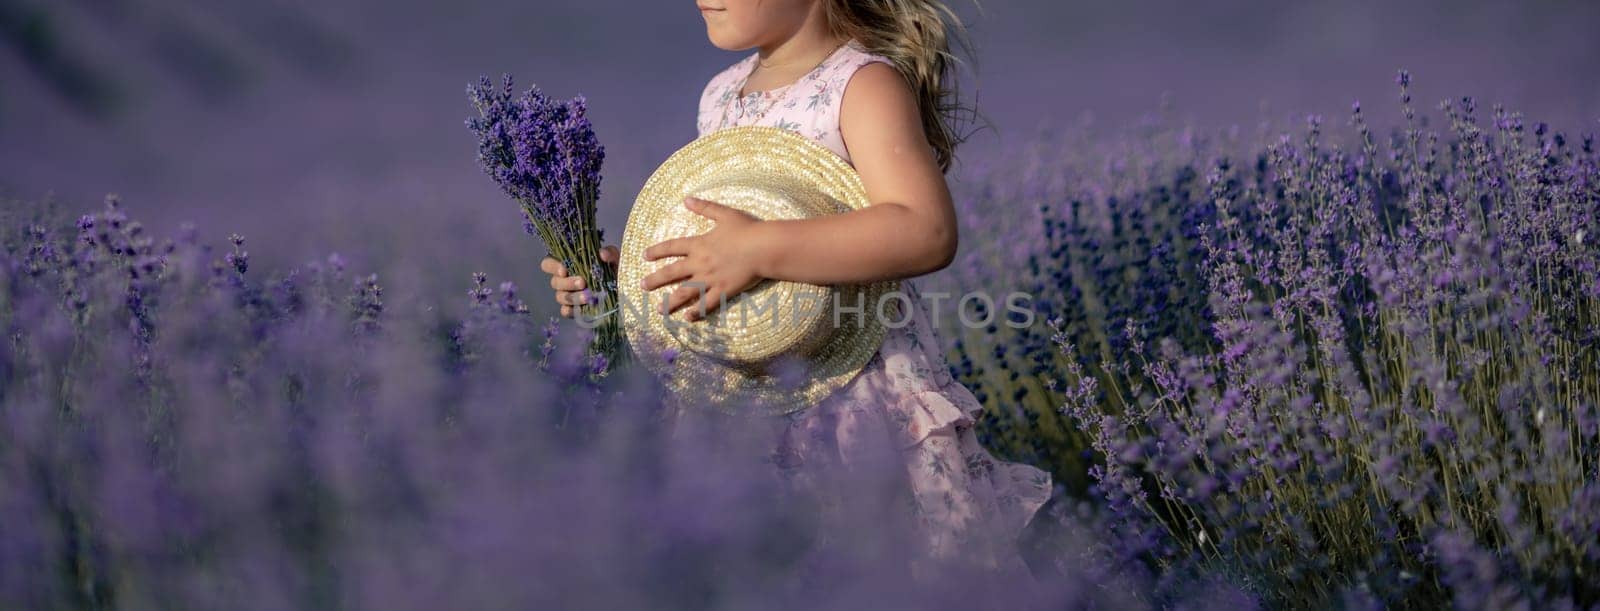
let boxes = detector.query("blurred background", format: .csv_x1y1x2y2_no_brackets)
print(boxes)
2,0,1597,303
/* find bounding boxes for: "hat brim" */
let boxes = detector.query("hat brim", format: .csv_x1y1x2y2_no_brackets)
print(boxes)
618,126,898,416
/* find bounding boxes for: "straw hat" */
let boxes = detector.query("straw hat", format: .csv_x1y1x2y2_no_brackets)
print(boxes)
618,126,899,416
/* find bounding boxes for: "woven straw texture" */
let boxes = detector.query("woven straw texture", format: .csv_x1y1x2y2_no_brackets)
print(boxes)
619,126,899,416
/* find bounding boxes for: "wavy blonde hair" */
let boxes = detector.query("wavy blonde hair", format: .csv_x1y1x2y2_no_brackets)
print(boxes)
823,0,980,174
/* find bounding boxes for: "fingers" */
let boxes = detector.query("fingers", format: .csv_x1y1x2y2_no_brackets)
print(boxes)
547,246,617,320
661,283,707,316
554,286,593,320
644,237,694,261
549,272,586,292
544,257,582,300
660,283,726,321
641,260,694,292
541,256,565,276
556,288,593,306
545,245,616,275
685,288,726,322
549,263,586,316
684,197,742,223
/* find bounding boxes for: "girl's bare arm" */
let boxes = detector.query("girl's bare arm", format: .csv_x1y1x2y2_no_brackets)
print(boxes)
642,62,957,293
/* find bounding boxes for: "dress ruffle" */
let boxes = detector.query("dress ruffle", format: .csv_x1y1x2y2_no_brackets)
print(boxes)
768,280,1054,572
882,363,979,450
880,364,1054,566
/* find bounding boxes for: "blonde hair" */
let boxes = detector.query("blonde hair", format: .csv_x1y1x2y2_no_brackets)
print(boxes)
823,0,979,175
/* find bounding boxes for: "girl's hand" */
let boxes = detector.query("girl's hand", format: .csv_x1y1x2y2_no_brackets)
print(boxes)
542,245,619,318
641,197,764,322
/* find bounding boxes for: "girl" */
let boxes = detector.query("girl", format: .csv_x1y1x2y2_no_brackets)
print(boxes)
541,0,1051,573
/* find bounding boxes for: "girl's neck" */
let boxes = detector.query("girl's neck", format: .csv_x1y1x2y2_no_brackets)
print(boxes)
754,30,849,70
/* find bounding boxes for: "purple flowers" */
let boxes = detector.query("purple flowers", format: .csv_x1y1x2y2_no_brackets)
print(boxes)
6,65,1595,610
467,74,622,368
0,195,1153,610
937,71,1600,606
467,75,603,239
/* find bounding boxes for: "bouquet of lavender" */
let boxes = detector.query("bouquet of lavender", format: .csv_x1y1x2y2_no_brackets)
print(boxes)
467,74,623,369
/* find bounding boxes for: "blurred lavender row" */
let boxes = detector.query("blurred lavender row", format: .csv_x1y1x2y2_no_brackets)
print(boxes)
1,193,1159,609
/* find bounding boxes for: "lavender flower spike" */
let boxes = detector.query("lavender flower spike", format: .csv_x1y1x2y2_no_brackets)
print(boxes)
467,74,622,370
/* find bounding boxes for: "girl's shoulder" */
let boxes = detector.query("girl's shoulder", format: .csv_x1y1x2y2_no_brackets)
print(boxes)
835,39,894,71
826,40,896,88
817,41,898,118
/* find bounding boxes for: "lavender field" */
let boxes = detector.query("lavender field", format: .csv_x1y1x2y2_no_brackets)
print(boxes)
4,1,1600,609
5,72,1597,609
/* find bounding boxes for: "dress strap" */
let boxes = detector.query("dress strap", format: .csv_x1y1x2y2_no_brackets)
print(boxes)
791,40,896,164
696,39,897,164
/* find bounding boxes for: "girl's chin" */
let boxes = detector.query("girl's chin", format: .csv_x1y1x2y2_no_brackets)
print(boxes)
704,30,750,52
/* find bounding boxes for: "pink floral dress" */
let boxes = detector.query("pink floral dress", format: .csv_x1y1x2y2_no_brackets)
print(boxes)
691,39,1053,572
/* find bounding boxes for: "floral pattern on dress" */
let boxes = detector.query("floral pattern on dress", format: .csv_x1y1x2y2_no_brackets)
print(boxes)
691,39,1054,571
698,39,886,164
